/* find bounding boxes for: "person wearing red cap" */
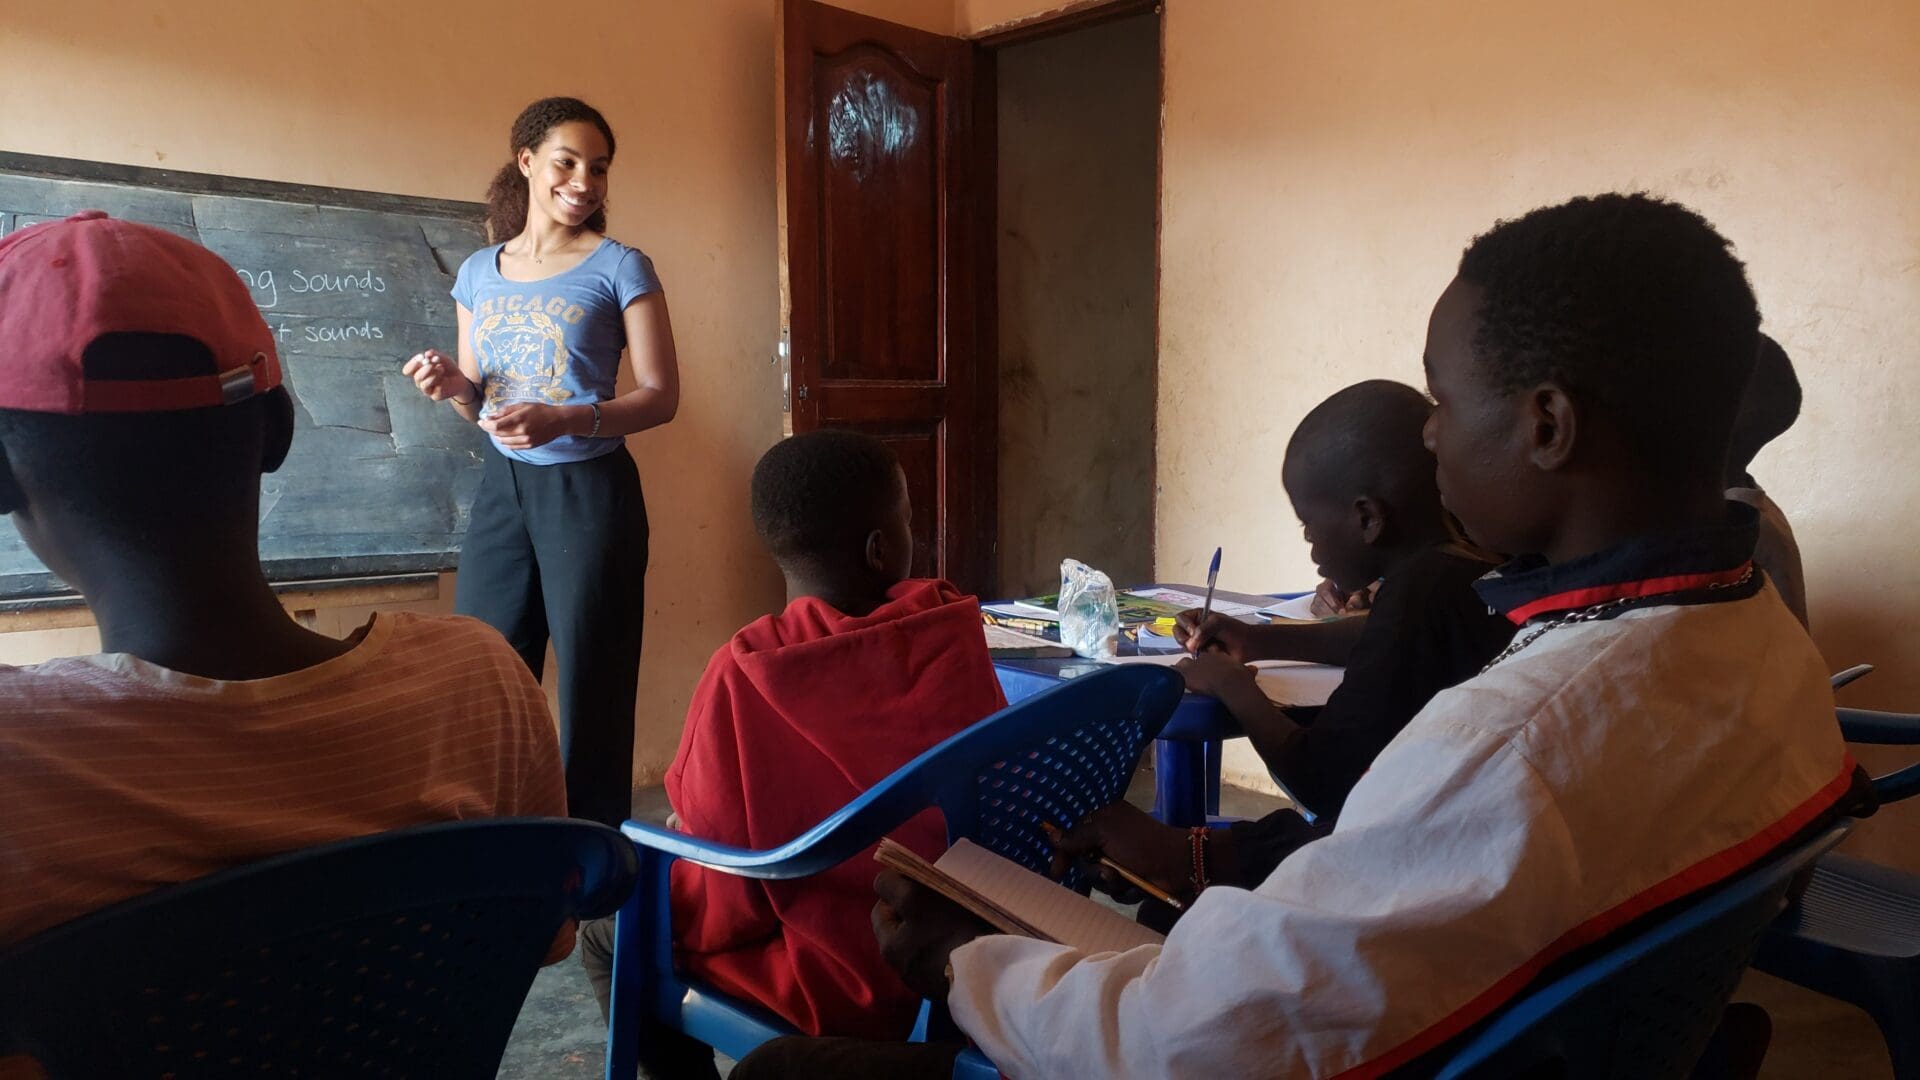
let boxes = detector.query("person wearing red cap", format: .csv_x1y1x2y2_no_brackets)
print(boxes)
402,96,679,831
0,213,568,961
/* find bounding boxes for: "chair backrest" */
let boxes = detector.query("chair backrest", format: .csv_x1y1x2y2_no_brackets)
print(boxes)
2,818,635,1080
938,666,1183,889
607,665,1183,1068
620,664,1185,881
1433,821,1851,1080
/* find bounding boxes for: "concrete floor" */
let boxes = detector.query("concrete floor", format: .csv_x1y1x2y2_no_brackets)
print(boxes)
499,777,1900,1079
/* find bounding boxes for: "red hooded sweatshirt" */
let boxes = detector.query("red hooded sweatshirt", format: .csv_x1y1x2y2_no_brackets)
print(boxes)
666,579,1008,1039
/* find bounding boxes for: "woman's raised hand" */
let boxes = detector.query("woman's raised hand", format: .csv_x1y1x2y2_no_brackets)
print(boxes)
401,349,474,403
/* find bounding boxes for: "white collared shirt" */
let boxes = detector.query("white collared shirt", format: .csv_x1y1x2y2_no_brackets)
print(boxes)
947,583,1852,1079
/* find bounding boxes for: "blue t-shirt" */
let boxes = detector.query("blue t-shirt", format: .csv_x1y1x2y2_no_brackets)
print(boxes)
450,238,662,465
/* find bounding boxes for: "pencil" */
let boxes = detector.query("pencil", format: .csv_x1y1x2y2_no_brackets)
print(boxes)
1095,855,1186,910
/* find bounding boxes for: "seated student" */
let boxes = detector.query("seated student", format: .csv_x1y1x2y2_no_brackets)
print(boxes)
1179,381,1514,817
0,215,567,947
1061,381,1514,909
736,193,1874,1079
1725,333,1809,627
577,431,1006,1068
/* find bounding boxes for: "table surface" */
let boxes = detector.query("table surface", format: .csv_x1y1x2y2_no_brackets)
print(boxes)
989,584,1343,742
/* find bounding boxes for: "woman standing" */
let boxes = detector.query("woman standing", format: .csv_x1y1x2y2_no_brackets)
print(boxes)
404,97,677,828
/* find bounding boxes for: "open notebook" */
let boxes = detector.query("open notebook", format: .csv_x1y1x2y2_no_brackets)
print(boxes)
875,838,1165,955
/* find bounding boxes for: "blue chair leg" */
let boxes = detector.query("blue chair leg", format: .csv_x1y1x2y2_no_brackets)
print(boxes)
605,873,645,1080
1203,738,1223,817
1154,738,1207,826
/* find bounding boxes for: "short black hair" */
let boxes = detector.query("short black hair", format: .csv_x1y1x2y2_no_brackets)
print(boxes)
750,430,901,565
1283,380,1441,520
1458,193,1760,475
0,334,279,532
1728,333,1801,479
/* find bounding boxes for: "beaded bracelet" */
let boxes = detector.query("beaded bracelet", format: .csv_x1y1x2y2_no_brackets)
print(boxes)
1188,827,1212,892
587,402,603,439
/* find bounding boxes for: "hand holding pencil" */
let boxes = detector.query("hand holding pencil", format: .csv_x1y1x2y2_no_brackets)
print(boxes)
1043,806,1200,909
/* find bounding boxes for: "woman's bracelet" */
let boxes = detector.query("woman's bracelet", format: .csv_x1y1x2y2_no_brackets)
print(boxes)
587,402,602,439
450,377,480,407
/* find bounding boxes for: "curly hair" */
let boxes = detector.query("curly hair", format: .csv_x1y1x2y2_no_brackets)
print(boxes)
484,97,617,243
750,431,902,566
1458,193,1760,473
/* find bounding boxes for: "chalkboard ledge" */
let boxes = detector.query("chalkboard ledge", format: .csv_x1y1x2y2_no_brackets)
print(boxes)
0,573,442,634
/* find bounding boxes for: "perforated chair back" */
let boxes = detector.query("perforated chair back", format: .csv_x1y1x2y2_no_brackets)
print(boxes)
0,819,635,1080
1433,821,1850,1080
941,673,1172,890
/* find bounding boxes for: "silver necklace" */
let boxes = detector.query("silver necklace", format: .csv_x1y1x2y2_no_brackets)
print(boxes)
1480,564,1755,673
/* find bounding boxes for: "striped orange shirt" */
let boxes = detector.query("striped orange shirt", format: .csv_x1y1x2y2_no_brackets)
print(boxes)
0,611,566,946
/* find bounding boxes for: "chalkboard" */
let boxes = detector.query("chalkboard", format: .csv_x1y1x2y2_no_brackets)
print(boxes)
0,153,492,600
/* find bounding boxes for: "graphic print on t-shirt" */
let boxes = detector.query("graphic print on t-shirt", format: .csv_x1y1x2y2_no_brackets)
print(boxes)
471,295,588,415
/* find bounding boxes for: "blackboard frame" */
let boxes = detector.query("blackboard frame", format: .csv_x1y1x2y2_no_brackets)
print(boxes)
0,151,482,222
0,152,490,602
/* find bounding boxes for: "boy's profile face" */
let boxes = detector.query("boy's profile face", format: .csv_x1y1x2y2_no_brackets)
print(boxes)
1284,483,1377,593
1421,276,1550,558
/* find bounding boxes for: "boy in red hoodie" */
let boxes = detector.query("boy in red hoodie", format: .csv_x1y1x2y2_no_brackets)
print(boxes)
581,430,1006,1076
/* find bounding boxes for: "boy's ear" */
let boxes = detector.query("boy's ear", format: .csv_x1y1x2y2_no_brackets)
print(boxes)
863,528,887,573
1526,384,1579,472
260,388,296,474
1353,495,1388,546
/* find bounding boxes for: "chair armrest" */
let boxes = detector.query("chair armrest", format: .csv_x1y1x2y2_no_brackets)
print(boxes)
1831,664,1874,690
1873,765,1920,805
1838,707,1920,745
1835,708,1920,805
619,820,875,881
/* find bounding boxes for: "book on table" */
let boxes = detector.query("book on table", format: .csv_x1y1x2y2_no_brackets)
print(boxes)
874,838,1165,955
981,622,1074,658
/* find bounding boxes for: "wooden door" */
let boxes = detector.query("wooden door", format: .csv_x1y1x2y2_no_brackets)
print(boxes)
779,0,997,593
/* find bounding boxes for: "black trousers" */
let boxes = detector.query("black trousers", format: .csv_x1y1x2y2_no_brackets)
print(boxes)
456,443,648,828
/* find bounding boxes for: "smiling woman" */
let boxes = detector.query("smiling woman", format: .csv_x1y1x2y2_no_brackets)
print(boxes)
399,96,681,835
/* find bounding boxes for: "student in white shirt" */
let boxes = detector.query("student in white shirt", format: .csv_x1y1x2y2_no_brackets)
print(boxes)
734,193,1872,1079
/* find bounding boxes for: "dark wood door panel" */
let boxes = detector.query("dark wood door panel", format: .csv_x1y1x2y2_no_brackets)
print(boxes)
816,48,943,383
780,0,996,593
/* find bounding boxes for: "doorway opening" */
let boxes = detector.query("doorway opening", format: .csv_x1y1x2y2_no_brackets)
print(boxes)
987,6,1161,597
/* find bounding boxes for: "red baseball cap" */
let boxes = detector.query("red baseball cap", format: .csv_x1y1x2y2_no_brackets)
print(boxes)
0,210,282,414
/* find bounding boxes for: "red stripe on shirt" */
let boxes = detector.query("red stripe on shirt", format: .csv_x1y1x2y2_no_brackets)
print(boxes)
1503,563,1754,626
1330,755,1859,1080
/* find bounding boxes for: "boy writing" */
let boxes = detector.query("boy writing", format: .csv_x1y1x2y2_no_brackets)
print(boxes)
739,193,1870,1078
1180,381,1514,817
578,430,1006,1073
1065,380,1515,908
0,214,566,951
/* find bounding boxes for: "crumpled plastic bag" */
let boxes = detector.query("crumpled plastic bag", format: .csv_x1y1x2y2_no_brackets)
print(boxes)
1058,558,1120,659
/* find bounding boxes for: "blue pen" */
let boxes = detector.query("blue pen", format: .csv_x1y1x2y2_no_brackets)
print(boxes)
1200,547,1222,624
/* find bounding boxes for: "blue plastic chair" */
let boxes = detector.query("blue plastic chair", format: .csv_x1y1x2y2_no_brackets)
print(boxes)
0,818,635,1079
1754,704,1920,1079
604,664,1183,1079
1431,821,1852,1079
